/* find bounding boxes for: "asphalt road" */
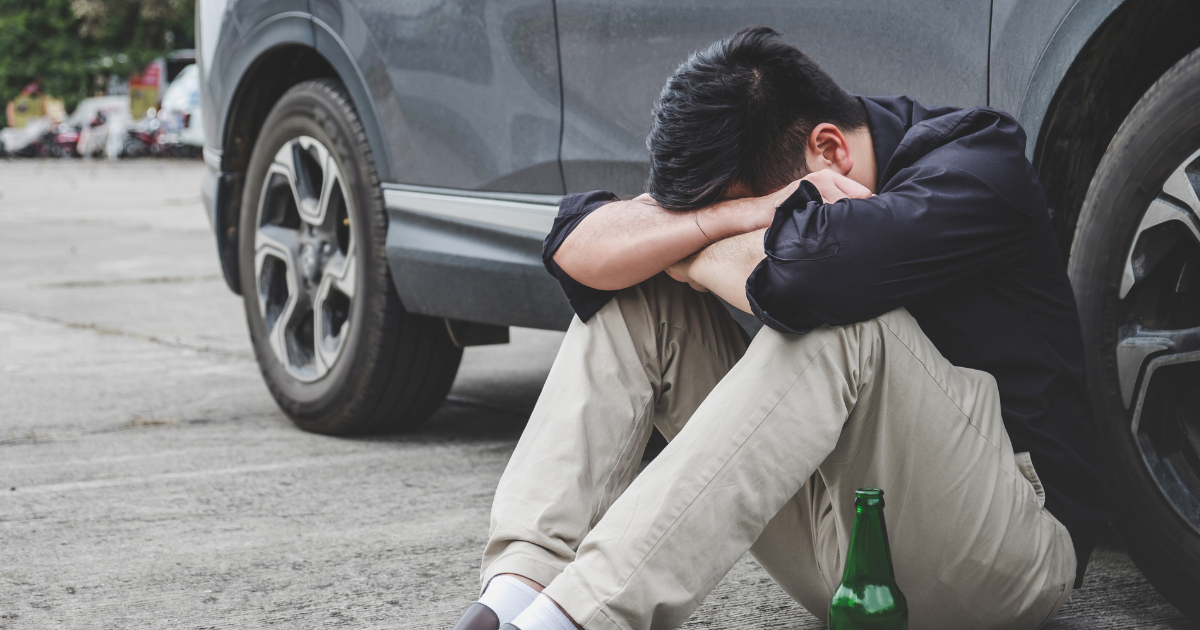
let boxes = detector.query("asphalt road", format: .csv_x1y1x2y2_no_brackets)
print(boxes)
0,160,1194,629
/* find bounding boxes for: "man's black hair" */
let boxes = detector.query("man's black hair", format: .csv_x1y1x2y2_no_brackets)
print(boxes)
646,26,867,210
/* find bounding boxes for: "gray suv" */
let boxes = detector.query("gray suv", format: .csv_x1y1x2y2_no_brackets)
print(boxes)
197,0,1200,616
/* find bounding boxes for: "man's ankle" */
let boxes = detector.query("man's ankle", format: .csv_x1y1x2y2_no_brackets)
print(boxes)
508,593,582,630
463,574,539,628
497,573,544,593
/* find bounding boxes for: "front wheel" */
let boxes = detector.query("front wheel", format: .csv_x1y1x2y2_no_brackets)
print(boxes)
1070,48,1200,620
238,79,462,435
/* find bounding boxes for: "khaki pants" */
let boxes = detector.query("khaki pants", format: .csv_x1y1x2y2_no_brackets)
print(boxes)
482,275,1076,630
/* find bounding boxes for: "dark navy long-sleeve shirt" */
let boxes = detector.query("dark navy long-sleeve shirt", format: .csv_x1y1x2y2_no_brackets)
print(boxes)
542,96,1110,584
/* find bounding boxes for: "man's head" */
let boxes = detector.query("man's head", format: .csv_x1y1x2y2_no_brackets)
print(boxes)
647,26,868,210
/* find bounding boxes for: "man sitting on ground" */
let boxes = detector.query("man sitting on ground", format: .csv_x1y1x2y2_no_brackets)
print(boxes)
451,26,1110,630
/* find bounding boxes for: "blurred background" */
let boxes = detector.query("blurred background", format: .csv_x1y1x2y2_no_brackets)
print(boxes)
0,0,200,160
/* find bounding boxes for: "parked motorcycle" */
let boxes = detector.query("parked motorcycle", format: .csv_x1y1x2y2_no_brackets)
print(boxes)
0,118,53,157
120,111,162,158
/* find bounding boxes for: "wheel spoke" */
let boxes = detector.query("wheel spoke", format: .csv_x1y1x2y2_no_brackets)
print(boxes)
294,137,330,226
308,295,329,378
272,292,304,372
1120,325,1200,417
1162,154,1200,215
1120,196,1200,298
315,150,342,231
256,223,300,259
253,225,301,318
313,242,357,369
312,277,341,370
271,145,308,221
324,248,357,299
254,247,298,363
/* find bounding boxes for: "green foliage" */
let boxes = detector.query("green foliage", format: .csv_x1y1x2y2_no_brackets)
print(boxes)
0,0,194,113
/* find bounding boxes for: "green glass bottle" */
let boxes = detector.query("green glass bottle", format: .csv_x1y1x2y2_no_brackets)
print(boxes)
828,488,908,629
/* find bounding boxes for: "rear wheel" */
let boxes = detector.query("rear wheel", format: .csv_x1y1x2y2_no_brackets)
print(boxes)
239,79,462,435
1070,49,1200,619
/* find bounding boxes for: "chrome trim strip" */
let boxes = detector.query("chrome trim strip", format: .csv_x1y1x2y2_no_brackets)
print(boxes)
382,186,561,237
382,183,562,207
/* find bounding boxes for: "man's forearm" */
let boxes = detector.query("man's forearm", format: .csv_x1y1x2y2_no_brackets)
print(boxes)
552,195,767,292
686,229,768,313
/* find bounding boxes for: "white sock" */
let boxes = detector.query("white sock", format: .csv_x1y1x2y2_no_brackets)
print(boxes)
477,575,539,626
509,594,577,630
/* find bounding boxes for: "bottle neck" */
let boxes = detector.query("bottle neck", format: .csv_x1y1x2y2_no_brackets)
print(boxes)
843,503,897,585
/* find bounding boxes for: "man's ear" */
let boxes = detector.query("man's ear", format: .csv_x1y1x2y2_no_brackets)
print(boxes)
806,123,855,176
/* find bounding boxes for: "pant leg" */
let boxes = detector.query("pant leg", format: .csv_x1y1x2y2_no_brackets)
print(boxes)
481,274,749,590
747,473,841,620
541,308,1076,630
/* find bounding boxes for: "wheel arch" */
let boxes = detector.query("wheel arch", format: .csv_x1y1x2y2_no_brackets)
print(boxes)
212,16,392,295
1030,0,1200,257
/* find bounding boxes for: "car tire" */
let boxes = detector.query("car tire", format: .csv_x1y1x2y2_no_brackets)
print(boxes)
238,79,462,435
1070,48,1200,620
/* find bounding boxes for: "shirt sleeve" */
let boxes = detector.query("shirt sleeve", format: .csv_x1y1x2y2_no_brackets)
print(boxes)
542,190,620,321
747,112,1038,334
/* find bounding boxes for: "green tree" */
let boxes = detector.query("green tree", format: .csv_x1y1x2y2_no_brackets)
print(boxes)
0,0,194,114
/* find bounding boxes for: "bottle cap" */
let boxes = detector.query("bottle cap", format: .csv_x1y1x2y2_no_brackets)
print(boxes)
855,487,884,507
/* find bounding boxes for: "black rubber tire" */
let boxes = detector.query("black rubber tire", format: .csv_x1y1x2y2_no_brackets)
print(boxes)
238,79,462,435
1070,49,1200,620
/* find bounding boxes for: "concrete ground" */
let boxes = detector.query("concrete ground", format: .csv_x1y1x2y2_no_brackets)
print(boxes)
0,159,1194,629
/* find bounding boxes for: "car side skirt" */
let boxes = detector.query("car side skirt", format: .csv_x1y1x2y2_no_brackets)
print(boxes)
382,184,574,332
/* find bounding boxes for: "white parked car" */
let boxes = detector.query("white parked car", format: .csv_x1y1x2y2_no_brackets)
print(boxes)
158,64,204,149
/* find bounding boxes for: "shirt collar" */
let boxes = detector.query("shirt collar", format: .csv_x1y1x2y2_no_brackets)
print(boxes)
857,95,908,190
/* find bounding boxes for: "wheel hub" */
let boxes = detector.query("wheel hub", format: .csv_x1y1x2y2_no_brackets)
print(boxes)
253,135,357,383
298,227,334,286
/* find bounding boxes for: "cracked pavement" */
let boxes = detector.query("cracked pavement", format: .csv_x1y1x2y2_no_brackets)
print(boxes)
0,160,1194,629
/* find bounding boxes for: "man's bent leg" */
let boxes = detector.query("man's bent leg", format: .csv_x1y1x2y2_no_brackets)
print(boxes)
811,309,1073,627
481,274,749,590
749,309,1076,628
540,309,1075,630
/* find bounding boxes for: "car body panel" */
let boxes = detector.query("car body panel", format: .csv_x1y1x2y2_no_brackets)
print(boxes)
232,0,310,31
209,12,315,160
988,0,1076,116
991,0,1125,160
384,187,572,330
311,13,396,181
319,0,564,195
555,0,991,195
197,0,240,155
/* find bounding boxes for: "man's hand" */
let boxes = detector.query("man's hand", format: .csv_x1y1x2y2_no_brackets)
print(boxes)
799,169,874,204
666,229,768,313
664,252,709,293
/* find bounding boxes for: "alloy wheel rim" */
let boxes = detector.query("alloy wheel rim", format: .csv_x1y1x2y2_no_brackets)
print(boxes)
1115,147,1200,534
254,136,357,383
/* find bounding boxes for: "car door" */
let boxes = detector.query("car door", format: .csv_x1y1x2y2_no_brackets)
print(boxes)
337,0,564,195
555,0,992,195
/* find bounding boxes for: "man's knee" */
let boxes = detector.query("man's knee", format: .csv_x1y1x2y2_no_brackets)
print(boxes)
744,308,901,368
599,274,743,355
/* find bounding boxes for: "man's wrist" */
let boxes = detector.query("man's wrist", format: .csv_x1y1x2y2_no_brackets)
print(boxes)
697,198,757,240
